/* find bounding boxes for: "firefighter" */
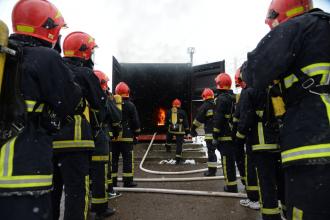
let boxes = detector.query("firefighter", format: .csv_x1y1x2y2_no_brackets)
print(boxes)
232,68,246,185
243,0,330,218
191,88,217,176
236,81,284,217
165,99,190,164
52,32,107,220
112,82,141,187
212,73,238,193
0,1,82,219
234,67,260,210
90,70,120,219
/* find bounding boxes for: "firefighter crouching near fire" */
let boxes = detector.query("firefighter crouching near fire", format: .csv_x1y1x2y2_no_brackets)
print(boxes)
112,82,141,187
191,88,217,176
0,0,83,219
89,70,121,219
212,73,238,193
165,99,190,164
243,0,330,218
51,31,107,220
234,67,260,210
236,67,284,218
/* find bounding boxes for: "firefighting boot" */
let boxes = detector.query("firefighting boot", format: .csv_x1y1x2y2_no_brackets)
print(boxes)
112,176,117,187
204,167,217,176
95,207,116,220
175,157,182,165
165,144,171,153
224,185,238,193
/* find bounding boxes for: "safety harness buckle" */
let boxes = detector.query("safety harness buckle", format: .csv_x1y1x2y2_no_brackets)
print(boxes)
301,78,315,89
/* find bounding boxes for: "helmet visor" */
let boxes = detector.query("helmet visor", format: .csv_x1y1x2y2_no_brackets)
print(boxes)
267,9,279,19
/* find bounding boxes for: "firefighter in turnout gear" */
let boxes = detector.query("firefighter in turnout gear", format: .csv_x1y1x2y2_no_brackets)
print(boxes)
212,73,238,193
191,88,217,176
112,82,141,187
89,70,119,219
0,1,82,219
237,85,284,218
165,99,190,164
52,31,107,220
234,67,260,210
243,0,330,218
232,67,247,186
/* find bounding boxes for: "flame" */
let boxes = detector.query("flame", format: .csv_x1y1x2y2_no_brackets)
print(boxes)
157,108,166,126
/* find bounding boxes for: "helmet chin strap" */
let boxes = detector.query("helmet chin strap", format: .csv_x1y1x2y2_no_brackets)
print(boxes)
83,58,94,69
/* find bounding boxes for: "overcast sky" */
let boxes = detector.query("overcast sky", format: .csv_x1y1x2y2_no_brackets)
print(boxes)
1,0,330,86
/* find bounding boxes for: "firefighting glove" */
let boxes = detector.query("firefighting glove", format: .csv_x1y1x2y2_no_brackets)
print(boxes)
190,129,198,137
212,139,219,147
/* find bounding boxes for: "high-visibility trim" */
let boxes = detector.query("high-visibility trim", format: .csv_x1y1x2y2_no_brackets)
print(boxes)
223,156,236,186
246,185,259,191
91,155,109,161
123,173,133,177
224,114,231,119
245,154,248,186
256,167,263,209
91,197,107,204
176,154,182,158
168,130,185,135
286,6,304,17
284,63,330,89
227,181,237,186
0,137,16,177
132,150,135,176
84,175,90,220
193,119,203,127
90,108,99,113
205,134,213,140
25,100,44,112
281,143,330,163
257,122,265,145
112,137,134,142
104,163,108,193
206,109,214,117
218,136,232,141
236,131,246,139
207,161,218,168
0,175,52,188
292,207,303,220
109,131,113,137
112,122,120,126
134,128,141,133
256,110,264,118
321,95,330,125
52,140,95,149
262,207,281,215
213,127,220,133
112,173,117,177
252,144,279,151
64,50,75,56
107,179,113,184
233,117,239,123
74,115,82,140
16,25,34,33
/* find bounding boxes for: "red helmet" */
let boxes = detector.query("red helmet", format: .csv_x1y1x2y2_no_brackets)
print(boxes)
215,72,232,90
63,31,97,60
115,82,130,97
201,88,214,100
12,0,66,44
265,0,313,29
234,68,246,89
94,70,109,91
172,99,181,108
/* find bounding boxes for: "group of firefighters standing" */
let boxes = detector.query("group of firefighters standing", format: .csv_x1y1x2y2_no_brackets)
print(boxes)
0,0,329,219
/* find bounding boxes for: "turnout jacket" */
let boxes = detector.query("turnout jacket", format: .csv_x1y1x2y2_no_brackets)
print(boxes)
113,97,140,143
191,99,215,140
213,90,235,141
243,9,330,166
165,107,189,135
53,58,107,152
0,35,82,195
236,88,279,152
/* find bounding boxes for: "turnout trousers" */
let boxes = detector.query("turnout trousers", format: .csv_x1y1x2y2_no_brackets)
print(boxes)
112,142,134,186
52,151,90,220
217,141,237,192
